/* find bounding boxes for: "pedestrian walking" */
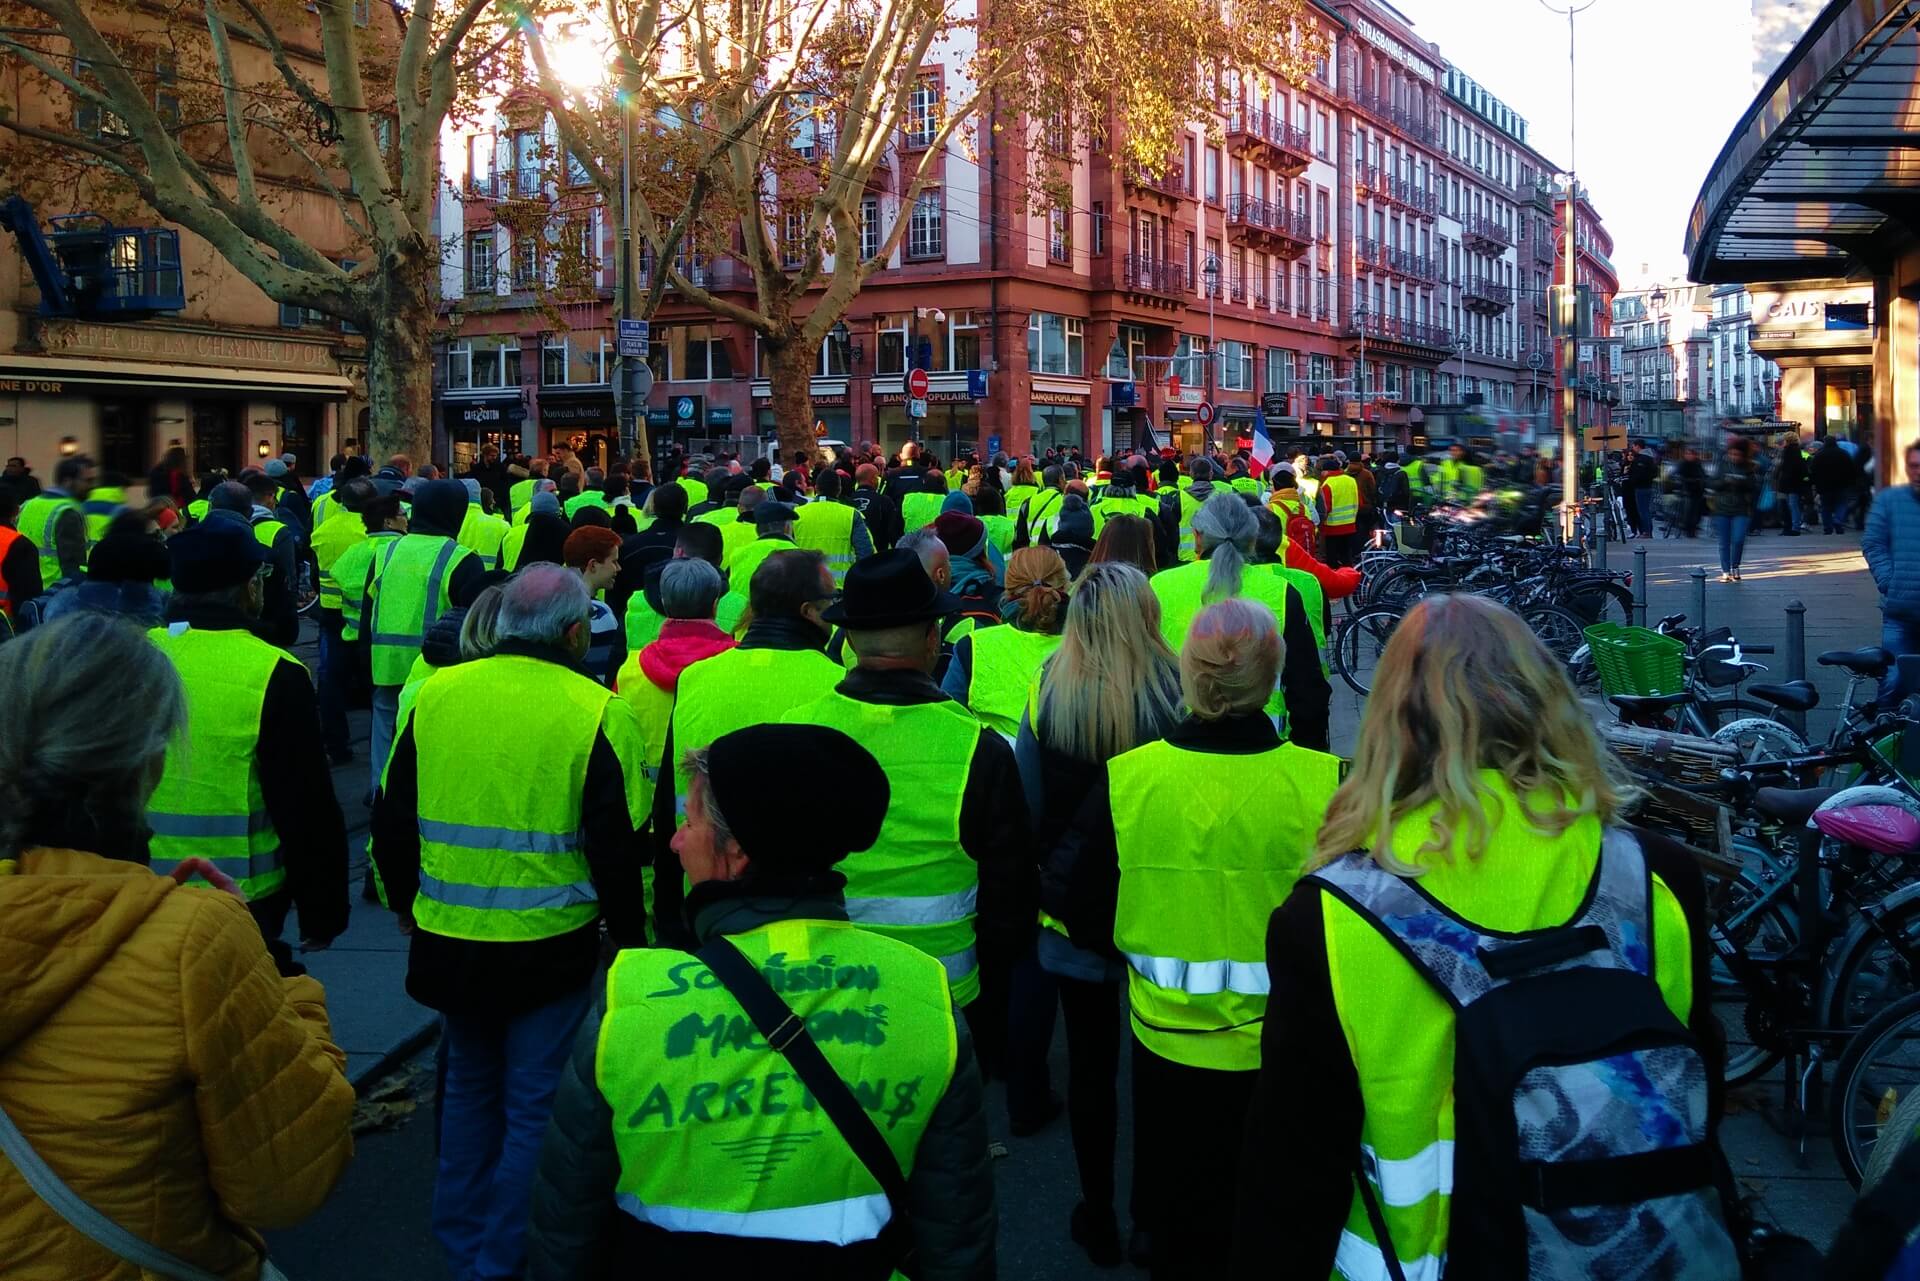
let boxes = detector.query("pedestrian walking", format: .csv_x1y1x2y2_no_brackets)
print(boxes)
147,519,351,975
946,545,1069,739
1233,594,1737,1281
1020,561,1185,1267
1709,439,1759,583
1147,492,1331,747
1062,598,1342,1280
1775,434,1810,535
1677,445,1708,537
1863,440,1920,707
370,565,653,1281
203,476,300,647
781,550,1035,1080
18,454,93,587
1626,439,1661,539
526,724,996,1281
0,612,355,1281
1811,435,1863,534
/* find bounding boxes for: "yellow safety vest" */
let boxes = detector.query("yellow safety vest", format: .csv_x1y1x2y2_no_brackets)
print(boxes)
672,645,846,822
1314,780,1694,1281
792,500,858,587
406,653,650,941
1019,489,1065,540
334,530,399,642
781,690,986,1003
83,486,127,544
366,534,473,687
961,626,1061,740
510,477,538,514
18,493,80,583
1147,559,1293,721
1110,737,1341,1070
598,918,955,1260
729,536,798,600
458,506,511,571
310,510,367,614
1173,489,1202,563
900,491,945,534
1321,473,1360,529
145,624,296,902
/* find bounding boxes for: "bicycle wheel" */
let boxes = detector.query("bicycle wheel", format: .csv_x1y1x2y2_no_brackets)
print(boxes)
1520,604,1586,667
1332,606,1403,697
1711,717,1813,766
1712,864,1800,1086
1828,989,1920,1187
1824,885,1920,1037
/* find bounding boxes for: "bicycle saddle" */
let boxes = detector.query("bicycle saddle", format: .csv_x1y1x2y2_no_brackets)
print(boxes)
1609,693,1694,717
1748,681,1819,714
1752,786,1839,826
1817,647,1893,677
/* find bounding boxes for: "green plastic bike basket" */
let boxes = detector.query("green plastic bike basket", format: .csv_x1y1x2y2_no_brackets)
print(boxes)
1583,623,1686,697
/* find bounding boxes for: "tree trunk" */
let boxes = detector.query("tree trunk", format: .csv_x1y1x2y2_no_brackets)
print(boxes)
766,334,818,467
364,248,436,465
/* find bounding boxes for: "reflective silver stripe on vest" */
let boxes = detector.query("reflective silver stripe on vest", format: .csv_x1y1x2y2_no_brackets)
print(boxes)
146,810,273,838
615,1190,889,1245
939,946,978,982
847,886,978,926
370,633,429,648
1362,1139,1453,1207
424,538,460,616
1122,952,1270,996
1334,1230,1445,1281
418,818,583,856
417,873,598,912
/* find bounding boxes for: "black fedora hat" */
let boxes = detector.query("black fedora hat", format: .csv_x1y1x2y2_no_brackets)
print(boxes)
822,548,961,630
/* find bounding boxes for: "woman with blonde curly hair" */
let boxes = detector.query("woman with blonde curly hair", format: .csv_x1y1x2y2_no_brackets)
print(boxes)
1060,596,1344,1277
942,545,1069,739
1232,594,1732,1280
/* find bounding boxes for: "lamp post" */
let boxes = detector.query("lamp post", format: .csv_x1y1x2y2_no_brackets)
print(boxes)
1202,253,1220,447
1540,0,1598,539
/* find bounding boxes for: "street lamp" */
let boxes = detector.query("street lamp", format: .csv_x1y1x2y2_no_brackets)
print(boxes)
1539,0,1598,539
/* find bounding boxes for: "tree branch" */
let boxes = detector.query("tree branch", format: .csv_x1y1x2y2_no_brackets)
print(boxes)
202,0,260,213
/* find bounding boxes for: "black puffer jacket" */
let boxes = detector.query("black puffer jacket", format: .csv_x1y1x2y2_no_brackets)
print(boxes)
525,878,998,1281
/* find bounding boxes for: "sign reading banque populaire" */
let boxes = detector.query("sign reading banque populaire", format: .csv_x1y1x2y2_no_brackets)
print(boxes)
1749,285,1875,352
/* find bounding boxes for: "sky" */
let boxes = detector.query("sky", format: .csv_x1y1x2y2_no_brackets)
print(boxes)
1395,0,1764,285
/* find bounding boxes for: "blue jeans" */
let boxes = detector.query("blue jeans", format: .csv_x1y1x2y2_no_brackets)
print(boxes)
316,623,350,759
1821,492,1851,533
1784,492,1804,532
1714,514,1751,575
1634,486,1656,537
1883,615,1920,708
371,683,400,801
434,985,593,1281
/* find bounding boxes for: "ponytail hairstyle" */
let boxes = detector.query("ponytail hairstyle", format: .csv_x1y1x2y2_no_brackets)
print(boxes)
1191,490,1257,604
0,613,186,860
1001,546,1070,633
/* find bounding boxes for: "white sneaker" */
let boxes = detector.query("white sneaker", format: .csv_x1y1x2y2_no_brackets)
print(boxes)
1718,572,1733,583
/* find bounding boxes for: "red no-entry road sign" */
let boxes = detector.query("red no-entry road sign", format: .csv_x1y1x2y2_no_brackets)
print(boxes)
907,368,930,398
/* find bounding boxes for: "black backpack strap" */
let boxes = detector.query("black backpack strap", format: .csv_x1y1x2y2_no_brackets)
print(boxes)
696,937,917,1274
1352,1158,1411,1281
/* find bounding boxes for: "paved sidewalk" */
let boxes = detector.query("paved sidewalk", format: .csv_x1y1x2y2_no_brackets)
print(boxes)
285,628,437,1090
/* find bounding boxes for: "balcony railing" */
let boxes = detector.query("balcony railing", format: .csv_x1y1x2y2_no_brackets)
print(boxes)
1225,195,1312,252
1226,107,1312,170
1125,162,1187,199
1463,215,1513,249
1462,277,1515,310
1118,253,1189,297
1389,248,1439,283
1348,312,1454,352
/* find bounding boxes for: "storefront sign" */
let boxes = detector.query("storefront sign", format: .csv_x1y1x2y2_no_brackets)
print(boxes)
1354,16,1437,80
753,392,849,406
453,398,526,426
1750,285,1875,353
37,319,339,371
539,394,616,427
1031,391,1088,406
0,378,66,394
875,390,973,405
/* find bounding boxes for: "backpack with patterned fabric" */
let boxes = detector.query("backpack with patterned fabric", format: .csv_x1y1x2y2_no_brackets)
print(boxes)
1309,828,1740,1280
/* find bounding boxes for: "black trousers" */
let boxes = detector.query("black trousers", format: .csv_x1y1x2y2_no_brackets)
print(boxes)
1321,530,1359,568
1131,1035,1258,1281
1060,975,1130,1218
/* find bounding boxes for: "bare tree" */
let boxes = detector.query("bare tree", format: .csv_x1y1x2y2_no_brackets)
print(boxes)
530,0,1326,463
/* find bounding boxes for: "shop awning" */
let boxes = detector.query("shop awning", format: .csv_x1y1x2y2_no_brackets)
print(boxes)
1687,0,1920,284
0,354,354,398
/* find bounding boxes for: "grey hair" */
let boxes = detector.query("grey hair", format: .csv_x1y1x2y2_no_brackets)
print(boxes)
460,583,507,660
679,746,738,850
1193,490,1257,603
495,563,591,646
896,527,949,575
207,480,253,514
659,557,725,621
0,614,186,859
1041,464,1063,489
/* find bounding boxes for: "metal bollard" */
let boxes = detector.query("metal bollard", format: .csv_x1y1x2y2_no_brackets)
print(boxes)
1784,599,1808,738
1691,566,1708,631
1633,546,1648,627
1593,528,1608,571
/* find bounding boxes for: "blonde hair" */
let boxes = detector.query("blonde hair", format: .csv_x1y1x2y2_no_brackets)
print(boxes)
1315,595,1635,874
1037,563,1182,762
1003,547,1070,633
461,583,507,660
1181,598,1281,720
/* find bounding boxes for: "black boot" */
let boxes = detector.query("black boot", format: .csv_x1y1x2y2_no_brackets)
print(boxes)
1071,1203,1123,1268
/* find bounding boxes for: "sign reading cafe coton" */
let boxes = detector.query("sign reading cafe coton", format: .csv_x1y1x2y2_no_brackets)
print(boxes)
1749,286,1873,336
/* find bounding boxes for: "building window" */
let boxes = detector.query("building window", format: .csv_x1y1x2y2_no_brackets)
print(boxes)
467,134,495,195
1308,353,1333,396
1026,312,1085,376
950,310,982,369
907,189,943,259
444,336,521,390
875,313,910,375
1108,323,1147,380
906,80,939,148
860,197,881,261
1048,206,1070,262
660,324,732,381
1091,202,1106,257
565,145,592,188
1174,334,1206,387
1220,340,1253,391
1204,146,1222,202
514,129,542,195
782,208,806,269
512,235,540,291
542,333,609,386
466,230,496,294
1266,348,1295,394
